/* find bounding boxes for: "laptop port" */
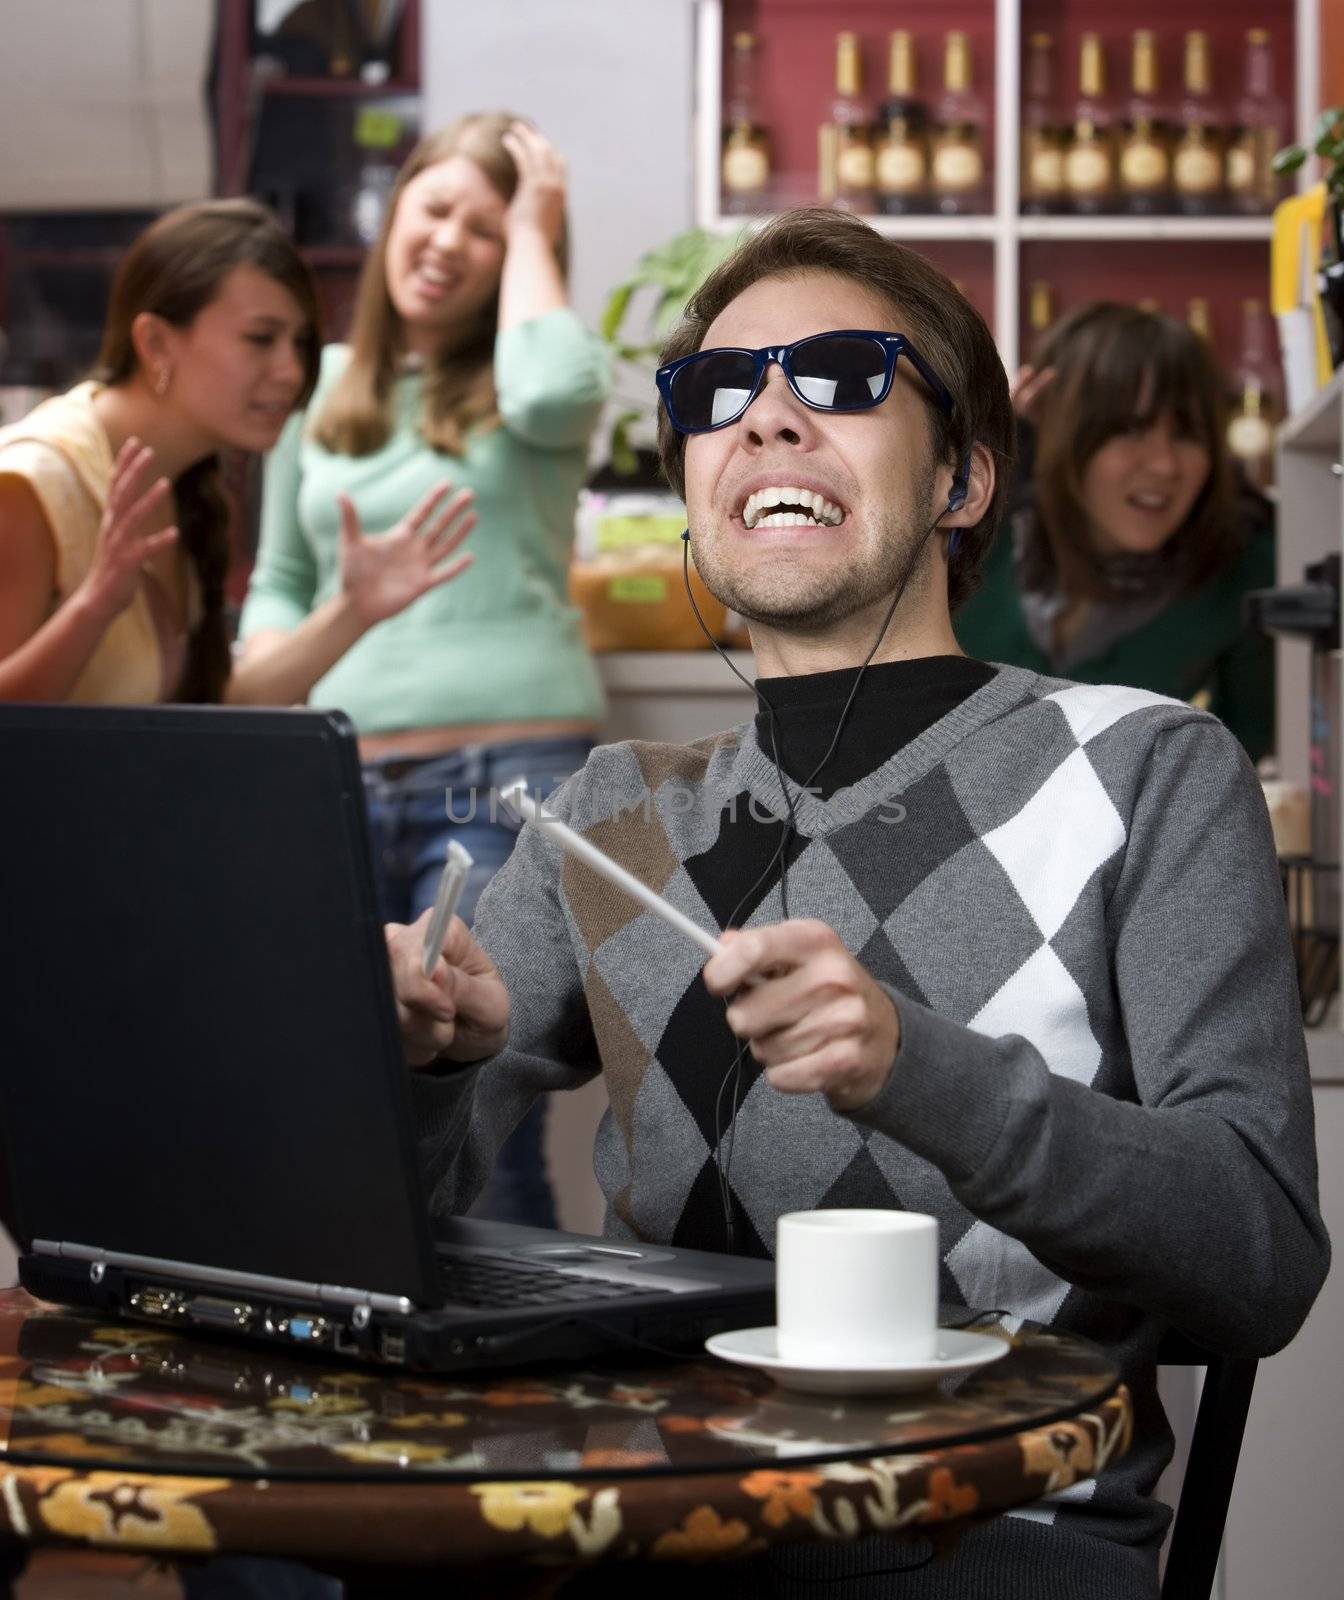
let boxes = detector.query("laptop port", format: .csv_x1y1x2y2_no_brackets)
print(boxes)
286,1315,329,1345
186,1296,255,1332
129,1287,187,1319
380,1331,406,1363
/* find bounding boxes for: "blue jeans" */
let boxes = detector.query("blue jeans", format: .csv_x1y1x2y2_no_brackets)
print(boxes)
362,734,594,1230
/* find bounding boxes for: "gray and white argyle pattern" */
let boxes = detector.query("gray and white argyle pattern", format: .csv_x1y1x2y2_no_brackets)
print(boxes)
542,672,1179,1314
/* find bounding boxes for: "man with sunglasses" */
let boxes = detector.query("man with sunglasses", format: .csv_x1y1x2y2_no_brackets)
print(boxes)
388,210,1326,1599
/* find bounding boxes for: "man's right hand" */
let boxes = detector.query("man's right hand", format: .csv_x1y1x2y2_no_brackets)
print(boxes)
385,912,510,1068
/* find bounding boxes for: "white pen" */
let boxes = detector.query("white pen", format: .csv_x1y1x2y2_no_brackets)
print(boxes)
498,778,728,963
421,840,474,977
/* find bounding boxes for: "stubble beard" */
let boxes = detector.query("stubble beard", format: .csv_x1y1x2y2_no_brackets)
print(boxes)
694,468,939,633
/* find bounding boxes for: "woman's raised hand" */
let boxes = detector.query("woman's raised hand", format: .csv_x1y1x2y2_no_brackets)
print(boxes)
338,480,476,628
80,438,178,620
500,120,567,247
1009,364,1056,418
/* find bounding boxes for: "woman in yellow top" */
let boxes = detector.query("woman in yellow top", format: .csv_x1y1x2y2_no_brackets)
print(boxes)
0,199,476,706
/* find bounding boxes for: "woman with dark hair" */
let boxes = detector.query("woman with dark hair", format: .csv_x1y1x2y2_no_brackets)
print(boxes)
0,198,474,707
956,302,1275,761
236,115,609,1227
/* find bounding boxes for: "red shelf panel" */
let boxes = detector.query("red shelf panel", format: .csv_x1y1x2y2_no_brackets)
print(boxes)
1018,238,1276,370
918,241,996,334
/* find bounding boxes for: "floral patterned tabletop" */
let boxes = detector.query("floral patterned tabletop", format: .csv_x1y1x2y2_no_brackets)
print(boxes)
0,1290,1131,1571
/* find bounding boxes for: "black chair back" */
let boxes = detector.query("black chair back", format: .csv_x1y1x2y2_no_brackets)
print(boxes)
1159,1333,1259,1600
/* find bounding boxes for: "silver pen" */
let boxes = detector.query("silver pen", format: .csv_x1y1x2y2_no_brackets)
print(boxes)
421,840,474,977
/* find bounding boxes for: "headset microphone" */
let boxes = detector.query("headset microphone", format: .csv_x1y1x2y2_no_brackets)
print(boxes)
944,450,971,560
946,449,971,513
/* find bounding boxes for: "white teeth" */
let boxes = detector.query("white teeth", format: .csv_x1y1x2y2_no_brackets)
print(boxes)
741,486,843,529
756,511,825,527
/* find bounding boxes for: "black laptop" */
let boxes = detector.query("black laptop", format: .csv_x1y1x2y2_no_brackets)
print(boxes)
0,704,774,1372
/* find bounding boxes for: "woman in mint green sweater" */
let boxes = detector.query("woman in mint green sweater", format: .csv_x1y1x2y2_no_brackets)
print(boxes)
236,114,609,1227
956,303,1274,762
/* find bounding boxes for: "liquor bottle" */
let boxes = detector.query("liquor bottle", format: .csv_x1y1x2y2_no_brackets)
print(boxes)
1173,31,1224,215
1021,32,1065,215
819,31,875,212
930,31,986,215
1027,281,1056,352
875,31,928,215
720,31,771,215
1186,297,1212,340
1118,31,1170,215
1063,34,1114,215
1227,29,1287,215
1226,297,1282,489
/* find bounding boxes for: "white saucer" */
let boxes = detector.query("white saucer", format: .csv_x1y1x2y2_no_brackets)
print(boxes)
703,1326,1009,1395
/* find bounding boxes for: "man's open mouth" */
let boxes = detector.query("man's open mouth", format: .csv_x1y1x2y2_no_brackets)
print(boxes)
740,486,845,529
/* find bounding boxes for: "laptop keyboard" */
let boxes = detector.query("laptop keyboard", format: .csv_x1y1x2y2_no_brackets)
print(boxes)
436,1251,634,1309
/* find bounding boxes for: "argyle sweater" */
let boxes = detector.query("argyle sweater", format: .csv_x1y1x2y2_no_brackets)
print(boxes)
411,661,1328,1558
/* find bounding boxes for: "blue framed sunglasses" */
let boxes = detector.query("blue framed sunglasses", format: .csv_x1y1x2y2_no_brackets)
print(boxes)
656,329,955,435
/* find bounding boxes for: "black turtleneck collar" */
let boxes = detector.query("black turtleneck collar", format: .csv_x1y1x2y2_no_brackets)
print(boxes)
751,655,996,800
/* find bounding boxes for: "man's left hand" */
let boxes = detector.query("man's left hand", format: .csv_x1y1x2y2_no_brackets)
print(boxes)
702,920,901,1112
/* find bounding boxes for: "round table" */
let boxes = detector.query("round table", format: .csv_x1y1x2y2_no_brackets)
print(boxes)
0,1289,1131,1584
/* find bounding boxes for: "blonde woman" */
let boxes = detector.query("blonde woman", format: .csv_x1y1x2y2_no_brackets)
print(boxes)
236,115,609,1226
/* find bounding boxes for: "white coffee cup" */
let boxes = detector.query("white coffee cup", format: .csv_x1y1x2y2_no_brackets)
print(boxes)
775,1209,938,1366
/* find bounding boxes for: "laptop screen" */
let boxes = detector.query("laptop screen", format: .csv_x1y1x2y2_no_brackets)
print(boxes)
0,705,440,1305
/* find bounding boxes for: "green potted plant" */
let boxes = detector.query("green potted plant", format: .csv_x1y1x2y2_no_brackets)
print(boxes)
596,225,745,483
1274,107,1344,366
570,227,746,651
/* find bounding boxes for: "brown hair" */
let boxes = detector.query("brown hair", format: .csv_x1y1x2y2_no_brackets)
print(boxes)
314,113,570,458
656,207,1015,610
94,198,321,703
1028,302,1237,596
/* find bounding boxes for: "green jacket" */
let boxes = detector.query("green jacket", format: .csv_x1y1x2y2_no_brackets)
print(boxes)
955,507,1277,763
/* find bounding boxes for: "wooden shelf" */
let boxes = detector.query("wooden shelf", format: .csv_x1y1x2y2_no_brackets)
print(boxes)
6,249,126,267
259,76,418,99
707,215,1272,244
1016,216,1275,241
706,213,998,240
597,650,754,693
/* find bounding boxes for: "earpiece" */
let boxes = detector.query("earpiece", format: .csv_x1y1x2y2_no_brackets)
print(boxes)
943,450,972,563
681,528,690,541
946,450,971,514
